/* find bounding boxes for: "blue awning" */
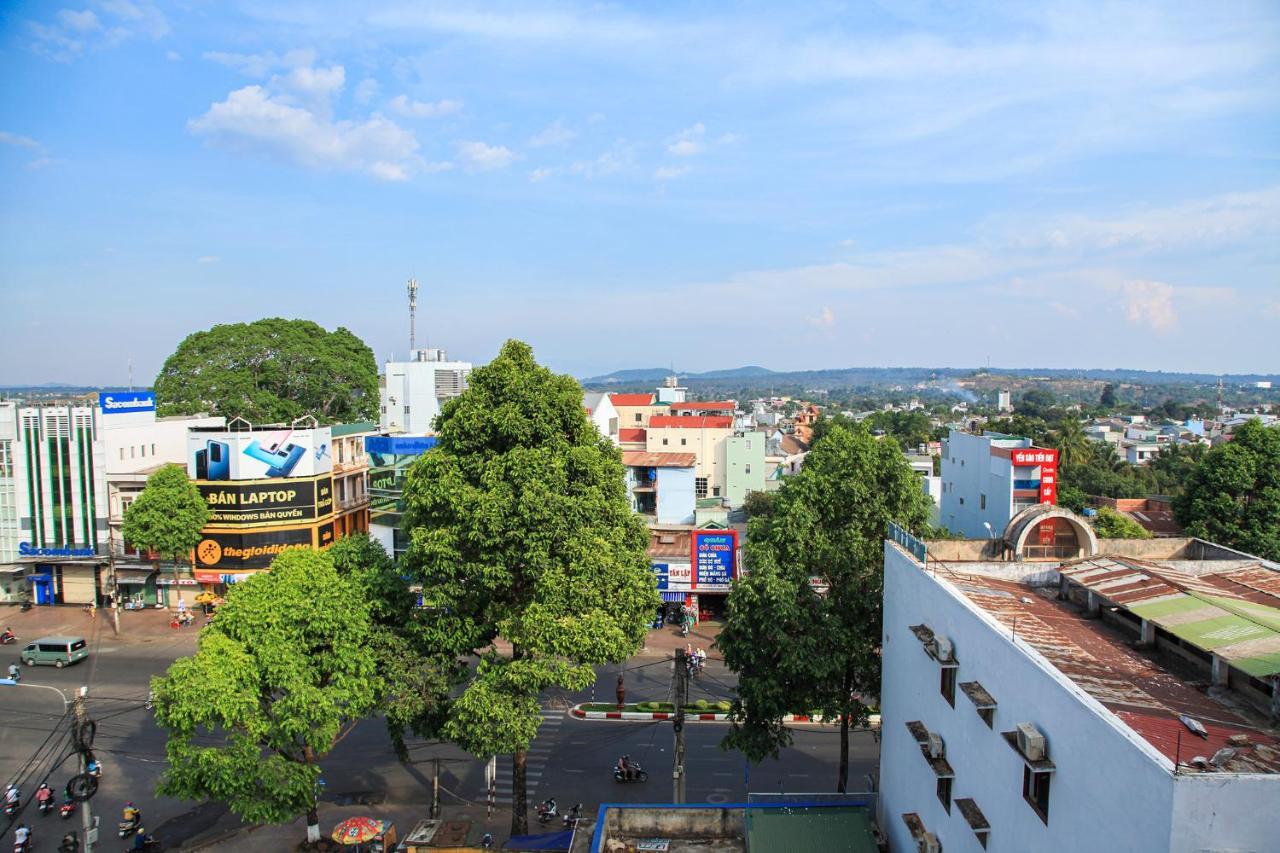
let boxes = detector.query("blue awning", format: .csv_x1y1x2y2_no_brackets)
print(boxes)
661,591,687,602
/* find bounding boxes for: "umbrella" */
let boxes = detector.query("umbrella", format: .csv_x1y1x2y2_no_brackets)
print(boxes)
331,816,386,845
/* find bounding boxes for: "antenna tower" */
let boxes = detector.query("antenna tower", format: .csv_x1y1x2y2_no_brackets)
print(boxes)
407,277,419,352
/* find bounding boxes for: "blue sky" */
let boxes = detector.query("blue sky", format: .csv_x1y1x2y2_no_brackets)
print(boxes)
1,1,1278,385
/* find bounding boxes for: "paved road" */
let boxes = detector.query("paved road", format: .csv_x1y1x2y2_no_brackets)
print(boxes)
0,616,878,851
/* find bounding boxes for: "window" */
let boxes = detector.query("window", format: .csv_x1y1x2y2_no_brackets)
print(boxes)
940,666,956,707
1022,767,1051,823
119,449,124,461
745,464,751,474
403,405,411,413
936,776,952,813
713,486,721,497
635,413,643,422
662,438,669,446
959,497,965,505
695,477,708,498
681,438,687,446
980,493,986,510
130,447,135,459
151,443,156,455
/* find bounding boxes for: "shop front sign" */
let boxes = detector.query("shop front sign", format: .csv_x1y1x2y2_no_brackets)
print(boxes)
691,530,738,592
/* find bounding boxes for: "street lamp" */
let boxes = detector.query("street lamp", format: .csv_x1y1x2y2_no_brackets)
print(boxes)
982,521,994,539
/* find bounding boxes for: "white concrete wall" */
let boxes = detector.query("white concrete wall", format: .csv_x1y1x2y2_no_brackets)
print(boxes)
656,467,695,525
941,431,1018,538
381,358,471,434
880,541,1190,853
1168,774,1280,852
102,415,223,475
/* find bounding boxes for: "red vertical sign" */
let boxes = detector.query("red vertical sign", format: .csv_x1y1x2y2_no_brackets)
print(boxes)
1011,448,1058,506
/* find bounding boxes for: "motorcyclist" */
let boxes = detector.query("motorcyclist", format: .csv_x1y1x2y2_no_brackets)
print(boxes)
13,823,30,846
5,782,20,808
7,662,19,682
537,797,557,818
617,754,632,781
121,802,141,834
131,826,149,851
59,833,80,853
36,782,53,807
0,626,14,642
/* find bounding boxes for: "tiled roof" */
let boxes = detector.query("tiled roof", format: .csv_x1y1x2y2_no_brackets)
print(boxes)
649,415,733,429
621,451,697,468
609,393,654,406
943,568,1280,773
618,428,647,443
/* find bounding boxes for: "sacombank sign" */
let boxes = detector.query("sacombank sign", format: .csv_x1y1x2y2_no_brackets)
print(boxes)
98,391,156,415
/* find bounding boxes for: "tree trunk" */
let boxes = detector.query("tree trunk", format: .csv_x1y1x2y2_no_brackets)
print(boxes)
306,806,321,844
511,749,529,836
838,709,850,793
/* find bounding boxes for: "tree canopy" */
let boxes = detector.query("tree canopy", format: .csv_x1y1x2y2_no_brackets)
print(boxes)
400,339,658,833
152,548,382,843
1091,506,1152,539
718,422,930,791
154,318,378,423
1174,420,1280,560
122,463,210,562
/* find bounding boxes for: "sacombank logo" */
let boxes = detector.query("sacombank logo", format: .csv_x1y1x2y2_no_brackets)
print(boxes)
98,391,156,414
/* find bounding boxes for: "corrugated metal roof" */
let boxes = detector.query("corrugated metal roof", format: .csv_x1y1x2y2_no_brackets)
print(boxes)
608,393,654,406
649,415,733,429
621,451,696,468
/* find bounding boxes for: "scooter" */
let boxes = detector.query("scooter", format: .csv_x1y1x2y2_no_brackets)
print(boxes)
117,818,142,839
535,798,558,825
613,763,649,783
4,797,20,819
37,796,54,816
0,631,16,645
59,798,76,820
19,600,32,613
12,824,31,853
562,804,583,829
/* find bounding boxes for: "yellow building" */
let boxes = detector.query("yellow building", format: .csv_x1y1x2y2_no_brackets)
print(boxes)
645,415,735,500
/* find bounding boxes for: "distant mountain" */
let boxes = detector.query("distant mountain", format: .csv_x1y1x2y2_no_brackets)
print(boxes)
581,365,777,385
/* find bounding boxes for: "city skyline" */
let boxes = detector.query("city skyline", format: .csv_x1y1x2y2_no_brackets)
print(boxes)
2,1,1279,384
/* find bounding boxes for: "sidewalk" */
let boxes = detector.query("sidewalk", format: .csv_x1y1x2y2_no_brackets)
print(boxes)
639,619,721,658
0,602,192,644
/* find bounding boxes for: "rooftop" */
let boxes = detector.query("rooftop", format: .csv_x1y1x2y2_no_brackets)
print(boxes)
331,421,378,437
650,415,734,429
670,401,736,413
608,393,655,406
928,558,1280,774
622,450,697,468
618,427,647,443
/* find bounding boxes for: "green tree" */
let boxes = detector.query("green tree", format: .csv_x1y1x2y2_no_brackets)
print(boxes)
1100,383,1117,408
400,340,658,834
718,423,930,792
151,548,382,844
154,318,378,422
1091,506,1152,539
1174,420,1280,560
122,464,211,585
1049,418,1090,468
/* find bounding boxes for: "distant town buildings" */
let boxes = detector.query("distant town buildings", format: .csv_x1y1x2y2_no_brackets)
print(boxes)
940,429,1060,540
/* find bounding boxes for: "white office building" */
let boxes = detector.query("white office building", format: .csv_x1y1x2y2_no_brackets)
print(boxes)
380,348,472,435
940,430,1060,540
880,528,1280,853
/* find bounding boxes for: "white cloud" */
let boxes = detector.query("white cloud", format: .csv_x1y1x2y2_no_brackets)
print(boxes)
203,49,316,78
197,255,219,264
353,78,379,105
666,122,706,157
456,141,517,171
529,167,553,182
529,120,576,147
388,94,462,118
653,165,690,180
0,131,40,149
58,9,100,32
808,306,836,329
569,144,633,179
165,49,180,61
188,83,422,182
1117,280,1178,333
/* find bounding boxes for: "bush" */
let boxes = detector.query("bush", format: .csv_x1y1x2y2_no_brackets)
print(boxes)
694,699,709,710
716,701,731,712
1092,506,1152,539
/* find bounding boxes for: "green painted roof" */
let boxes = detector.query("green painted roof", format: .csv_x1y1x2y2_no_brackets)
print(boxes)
745,806,878,853
330,421,378,437
1128,590,1280,677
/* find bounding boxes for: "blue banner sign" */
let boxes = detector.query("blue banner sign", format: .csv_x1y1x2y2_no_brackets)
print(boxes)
364,435,439,456
98,391,156,415
19,542,96,558
651,562,669,590
693,530,737,590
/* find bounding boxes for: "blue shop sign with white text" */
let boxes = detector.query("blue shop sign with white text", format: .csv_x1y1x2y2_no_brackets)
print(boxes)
98,390,155,415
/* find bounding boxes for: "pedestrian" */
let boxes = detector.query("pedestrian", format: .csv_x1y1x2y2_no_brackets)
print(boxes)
615,674,626,710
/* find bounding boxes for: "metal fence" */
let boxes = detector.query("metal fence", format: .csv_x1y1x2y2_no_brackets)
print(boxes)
887,521,927,564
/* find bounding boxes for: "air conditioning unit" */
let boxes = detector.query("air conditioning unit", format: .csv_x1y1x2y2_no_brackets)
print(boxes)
1017,722,1047,761
934,636,953,662
927,732,945,759
918,831,941,853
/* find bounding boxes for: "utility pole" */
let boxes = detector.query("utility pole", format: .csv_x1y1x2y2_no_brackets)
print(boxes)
431,757,440,819
673,649,687,803
407,277,419,353
73,687,96,853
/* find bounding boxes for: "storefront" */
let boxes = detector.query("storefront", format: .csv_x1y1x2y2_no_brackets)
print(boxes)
14,560,105,605
113,566,158,608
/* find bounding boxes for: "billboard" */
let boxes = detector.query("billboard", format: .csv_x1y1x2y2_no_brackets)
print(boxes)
194,522,333,571
1009,447,1058,506
195,474,334,528
691,529,738,592
99,391,155,415
187,427,333,481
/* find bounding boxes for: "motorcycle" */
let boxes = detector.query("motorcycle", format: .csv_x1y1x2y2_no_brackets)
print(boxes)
57,833,80,853
4,796,20,819
37,796,54,816
562,804,583,829
59,798,76,820
0,631,16,645
12,825,31,853
613,763,648,783
20,600,32,613
117,817,142,839
535,798,558,825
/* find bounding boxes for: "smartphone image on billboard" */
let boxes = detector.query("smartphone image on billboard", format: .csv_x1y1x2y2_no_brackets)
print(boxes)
194,449,208,480
206,441,230,480
243,439,306,478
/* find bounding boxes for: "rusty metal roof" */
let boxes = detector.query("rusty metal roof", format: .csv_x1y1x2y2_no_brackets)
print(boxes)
939,567,1280,774
621,450,697,468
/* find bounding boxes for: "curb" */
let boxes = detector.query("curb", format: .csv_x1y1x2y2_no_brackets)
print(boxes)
568,704,881,727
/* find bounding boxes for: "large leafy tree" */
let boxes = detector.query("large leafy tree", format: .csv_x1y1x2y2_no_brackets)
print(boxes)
1174,420,1280,560
122,463,211,581
718,423,930,792
152,548,382,844
1091,506,1152,539
400,340,658,834
154,318,377,422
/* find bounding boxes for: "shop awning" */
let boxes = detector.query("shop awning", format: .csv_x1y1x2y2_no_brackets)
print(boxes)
114,568,156,584
661,591,688,602
0,566,25,575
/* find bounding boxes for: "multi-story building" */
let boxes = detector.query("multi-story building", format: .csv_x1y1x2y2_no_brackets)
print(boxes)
365,434,437,559
583,392,619,443
380,348,472,434
331,422,375,539
880,527,1280,853
608,393,661,431
940,429,1059,539
723,432,765,507
622,451,695,525
0,404,24,600
646,415,734,501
